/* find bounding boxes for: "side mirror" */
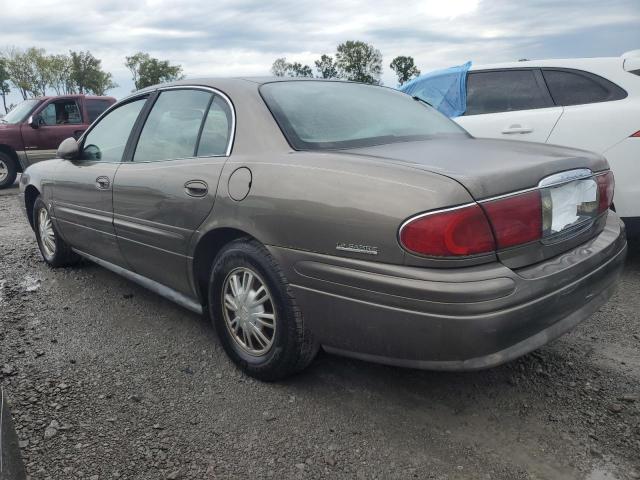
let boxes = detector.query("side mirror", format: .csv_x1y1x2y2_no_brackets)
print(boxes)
57,137,80,160
27,115,40,129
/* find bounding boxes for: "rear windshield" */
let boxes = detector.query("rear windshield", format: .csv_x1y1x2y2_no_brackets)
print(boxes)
260,81,466,150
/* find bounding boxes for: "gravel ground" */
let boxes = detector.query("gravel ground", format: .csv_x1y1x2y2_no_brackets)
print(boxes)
1,184,639,480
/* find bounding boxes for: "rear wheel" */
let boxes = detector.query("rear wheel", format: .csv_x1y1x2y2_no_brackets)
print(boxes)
33,197,78,267
208,238,318,381
0,152,18,189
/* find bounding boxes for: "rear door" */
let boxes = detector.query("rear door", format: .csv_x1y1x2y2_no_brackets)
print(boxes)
20,98,87,162
455,69,563,143
542,68,630,153
112,87,234,294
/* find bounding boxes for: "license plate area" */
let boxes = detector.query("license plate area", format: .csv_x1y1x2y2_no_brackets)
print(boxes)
541,177,598,242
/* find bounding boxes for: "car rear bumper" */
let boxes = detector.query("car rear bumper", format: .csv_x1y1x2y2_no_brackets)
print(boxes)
268,212,627,370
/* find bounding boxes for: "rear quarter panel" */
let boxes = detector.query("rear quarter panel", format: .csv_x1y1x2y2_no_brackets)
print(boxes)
192,151,485,267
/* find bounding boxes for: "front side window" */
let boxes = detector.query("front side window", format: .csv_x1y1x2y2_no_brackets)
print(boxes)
39,100,82,125
134,89,212,162
465,70,553,115
541,69,626,106
260,81,465,150
2,99,40,124
82,98,147,162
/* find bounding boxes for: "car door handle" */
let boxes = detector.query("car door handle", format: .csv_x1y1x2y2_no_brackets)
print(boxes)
184,180,208,197
502,124,533,134
95,176,111,190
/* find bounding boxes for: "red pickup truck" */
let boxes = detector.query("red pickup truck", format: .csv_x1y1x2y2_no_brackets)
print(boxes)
0,94,116,188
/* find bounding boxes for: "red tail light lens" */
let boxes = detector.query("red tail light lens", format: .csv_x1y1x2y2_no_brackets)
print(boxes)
399,204,495,256
630,130,640,137
482,191,542,249
596,171,614,213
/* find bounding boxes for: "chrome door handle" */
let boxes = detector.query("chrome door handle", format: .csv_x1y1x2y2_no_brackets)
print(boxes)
502,124,533,134
95,176,110,190
184,180,208,197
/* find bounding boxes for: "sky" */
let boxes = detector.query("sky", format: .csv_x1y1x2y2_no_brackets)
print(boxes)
1,0,639,104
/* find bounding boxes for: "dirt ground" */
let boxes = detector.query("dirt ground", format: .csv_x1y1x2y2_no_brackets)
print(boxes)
1,183,639,480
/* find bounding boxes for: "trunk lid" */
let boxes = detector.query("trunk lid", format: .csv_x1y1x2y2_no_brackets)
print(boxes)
342,137,611,268
342,137,608,199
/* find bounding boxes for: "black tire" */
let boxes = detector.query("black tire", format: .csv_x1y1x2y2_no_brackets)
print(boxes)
208,238,318,381
33,197,79,267
0,151,18,189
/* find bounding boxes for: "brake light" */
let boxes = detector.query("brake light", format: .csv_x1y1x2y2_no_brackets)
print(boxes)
482,191,542,249
631,130,640,137
399,204,495,256
596,171,614,213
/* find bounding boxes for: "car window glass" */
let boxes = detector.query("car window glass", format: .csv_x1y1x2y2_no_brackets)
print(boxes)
86,99,112,123
40,100,82,125
82,98,146,162
260,81,465,151
197,95,232,156
465,70,552,115
542,70,611,106
134,90,211,162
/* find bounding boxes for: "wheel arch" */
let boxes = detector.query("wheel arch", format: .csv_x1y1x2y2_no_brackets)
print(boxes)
0,145,22,173
24,184,40,229
191,227,259,304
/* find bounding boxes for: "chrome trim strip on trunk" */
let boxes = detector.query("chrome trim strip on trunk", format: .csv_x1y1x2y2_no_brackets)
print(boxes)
72,249,203,315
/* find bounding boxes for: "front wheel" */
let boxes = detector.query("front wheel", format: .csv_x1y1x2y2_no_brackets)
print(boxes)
208,239,318,381
0,152,18,189
33,197,78,267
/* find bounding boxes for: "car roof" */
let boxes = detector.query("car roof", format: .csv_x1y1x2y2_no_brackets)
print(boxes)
469,57,624,71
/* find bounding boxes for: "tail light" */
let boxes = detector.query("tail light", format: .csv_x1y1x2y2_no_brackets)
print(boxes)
630,130,640,137
482,191,542,249
399,204,495,256
400,171,613,258
596,171,615,213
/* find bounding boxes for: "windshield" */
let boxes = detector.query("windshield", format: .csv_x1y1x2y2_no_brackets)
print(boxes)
260,81,467,150
2,99,41,124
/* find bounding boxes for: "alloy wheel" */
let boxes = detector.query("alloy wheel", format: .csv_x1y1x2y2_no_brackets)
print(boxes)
0,159,7,183
221,267,277,356
38,207,56,258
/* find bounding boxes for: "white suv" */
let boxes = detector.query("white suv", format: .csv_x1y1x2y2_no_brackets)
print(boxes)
452,53,640,235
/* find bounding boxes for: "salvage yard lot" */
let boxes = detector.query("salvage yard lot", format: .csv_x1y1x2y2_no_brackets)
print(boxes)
1,184,639,480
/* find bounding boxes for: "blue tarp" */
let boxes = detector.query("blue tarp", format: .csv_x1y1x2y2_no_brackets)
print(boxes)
399,61,472,118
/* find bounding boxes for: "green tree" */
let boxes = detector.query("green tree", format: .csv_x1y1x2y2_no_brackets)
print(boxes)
314,54,338,79
47,54,73,95
390,56,420,85
335,40,383,84
0,57,10,113
270,58,313,77
70,51,117,95
271,57,290,77
289,62,313,78
3,47,40,99
125,52,183,90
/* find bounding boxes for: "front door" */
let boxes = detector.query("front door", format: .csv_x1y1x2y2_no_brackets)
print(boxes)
455,69,563,144
113,88,234,295
52,97,149,266
20,98,87,163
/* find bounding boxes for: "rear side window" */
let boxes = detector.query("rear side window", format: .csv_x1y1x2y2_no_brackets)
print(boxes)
542,69,627,106
197,96,233,156
134,89,211,162
465,70,553,115
86,99,112,123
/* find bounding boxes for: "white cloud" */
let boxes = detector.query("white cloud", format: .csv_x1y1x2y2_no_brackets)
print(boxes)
1,0,639,102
